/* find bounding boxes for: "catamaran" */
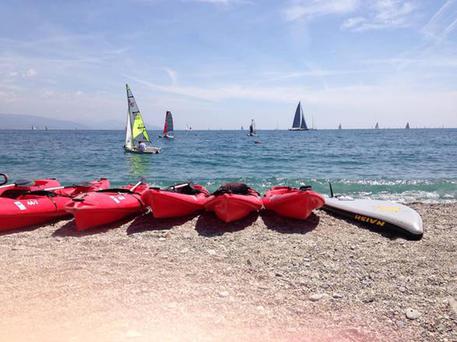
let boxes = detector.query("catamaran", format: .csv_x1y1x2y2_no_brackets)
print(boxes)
248,119,256,136
289,102,308,131
159,111,174,139
124,84,160,154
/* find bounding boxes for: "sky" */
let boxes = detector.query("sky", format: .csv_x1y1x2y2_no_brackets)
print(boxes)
0,0,457,129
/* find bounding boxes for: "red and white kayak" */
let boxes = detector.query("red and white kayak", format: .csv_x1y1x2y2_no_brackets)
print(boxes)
0,178,61,197
65,182,149,231
205,183,263,223
263,186,325,220
143,183,209,218
0,178,110,231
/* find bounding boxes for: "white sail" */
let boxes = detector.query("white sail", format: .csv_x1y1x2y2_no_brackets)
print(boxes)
125,109,133,149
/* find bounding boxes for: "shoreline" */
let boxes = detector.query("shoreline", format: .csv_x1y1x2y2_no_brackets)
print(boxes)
0,203,456,341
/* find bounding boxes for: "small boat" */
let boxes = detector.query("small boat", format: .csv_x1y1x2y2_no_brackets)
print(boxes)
143,183,209,218
323,197,423,239
263,186,325,220
247,119,257,136
405,122,410,129
289,102,308,131
338,123,342,130
65,181,149,230
375,122,379,129
124,84,160,154
0,178,110,231
159,111,175,139
0,178,61,198
205,183,262,223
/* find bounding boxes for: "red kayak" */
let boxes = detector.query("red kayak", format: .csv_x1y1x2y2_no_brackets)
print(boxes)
65,182,149,231
0,178,110,231
205,183,262,223
263,186,325,220
143,183,209,218
0,178,61,197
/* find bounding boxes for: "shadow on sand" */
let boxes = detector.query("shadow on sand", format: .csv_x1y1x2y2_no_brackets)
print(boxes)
260,211,320,235
195,211,259,237
126,212,199,235
0,217,72,237
320,208,419,241
52,215,138,237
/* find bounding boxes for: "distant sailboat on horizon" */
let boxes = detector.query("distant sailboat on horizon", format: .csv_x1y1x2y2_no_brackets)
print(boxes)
375,122,379,129
159,111,174,139
289,102,308,131
405,122,410,129
248,119,256,136
338,123,342,130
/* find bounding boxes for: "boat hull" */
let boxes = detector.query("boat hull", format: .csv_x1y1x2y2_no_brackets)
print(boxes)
323,197,424,239
205,193,262,223
124,146,160,154
144,187,208,218
263,186,325,220
65,184,148,230
0,178,110,231
0,195,71,231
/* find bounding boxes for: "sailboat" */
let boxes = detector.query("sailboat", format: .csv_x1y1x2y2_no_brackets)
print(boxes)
289,102,308,131
405,122,410,129
248,119,256,136
338,123,342,130
124,84,160,154
159,111,174,139
375,122,379,129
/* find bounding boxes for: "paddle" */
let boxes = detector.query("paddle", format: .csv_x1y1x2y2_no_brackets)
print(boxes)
130,177,146,193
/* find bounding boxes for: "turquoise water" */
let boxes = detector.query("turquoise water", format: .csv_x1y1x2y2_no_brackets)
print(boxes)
1,129,456,203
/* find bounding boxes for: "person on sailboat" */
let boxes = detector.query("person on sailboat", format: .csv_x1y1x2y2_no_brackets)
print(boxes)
138,141,147,152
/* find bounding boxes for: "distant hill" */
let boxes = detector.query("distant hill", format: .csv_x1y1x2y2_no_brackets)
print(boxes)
0,114,87,130
0,114,161,130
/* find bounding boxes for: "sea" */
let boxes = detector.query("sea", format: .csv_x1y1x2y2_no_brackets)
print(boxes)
1,129,456,203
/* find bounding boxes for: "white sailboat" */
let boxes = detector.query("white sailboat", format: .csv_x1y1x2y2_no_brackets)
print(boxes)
289,102,308,131
124,84,160,154
247,119,256,136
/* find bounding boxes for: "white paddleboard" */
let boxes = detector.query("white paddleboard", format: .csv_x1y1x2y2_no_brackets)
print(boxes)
323,197,423,239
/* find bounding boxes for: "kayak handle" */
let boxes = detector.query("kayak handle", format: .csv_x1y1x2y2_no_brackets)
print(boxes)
0,173,8,186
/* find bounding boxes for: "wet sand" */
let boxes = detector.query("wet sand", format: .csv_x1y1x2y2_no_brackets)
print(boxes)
0,203,456,341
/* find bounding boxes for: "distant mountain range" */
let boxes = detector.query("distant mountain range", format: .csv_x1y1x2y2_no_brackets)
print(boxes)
0,114,160,130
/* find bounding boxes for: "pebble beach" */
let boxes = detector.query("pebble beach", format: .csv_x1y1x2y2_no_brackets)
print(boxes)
0,203,455,341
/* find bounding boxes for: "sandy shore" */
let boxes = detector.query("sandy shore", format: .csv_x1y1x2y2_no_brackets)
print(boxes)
0,203,456,341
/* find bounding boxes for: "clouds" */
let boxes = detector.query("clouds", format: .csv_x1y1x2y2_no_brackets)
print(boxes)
283,0,359,22
283,0,419,31
342,0,417,31
423,0,457,41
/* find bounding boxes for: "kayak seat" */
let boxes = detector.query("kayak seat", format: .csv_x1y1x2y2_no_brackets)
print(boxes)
213,182,259,196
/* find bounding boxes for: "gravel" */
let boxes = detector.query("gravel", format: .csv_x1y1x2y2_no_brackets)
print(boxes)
0,203,456,341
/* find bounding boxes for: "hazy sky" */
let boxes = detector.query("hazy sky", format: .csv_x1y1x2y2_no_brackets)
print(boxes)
0,0,456,129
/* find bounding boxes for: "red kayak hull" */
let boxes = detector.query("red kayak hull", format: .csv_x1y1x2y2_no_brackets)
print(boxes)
0,178,110,231
143,185,209,218
65,184,148,231
263,186,325,220
205,193,263,223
